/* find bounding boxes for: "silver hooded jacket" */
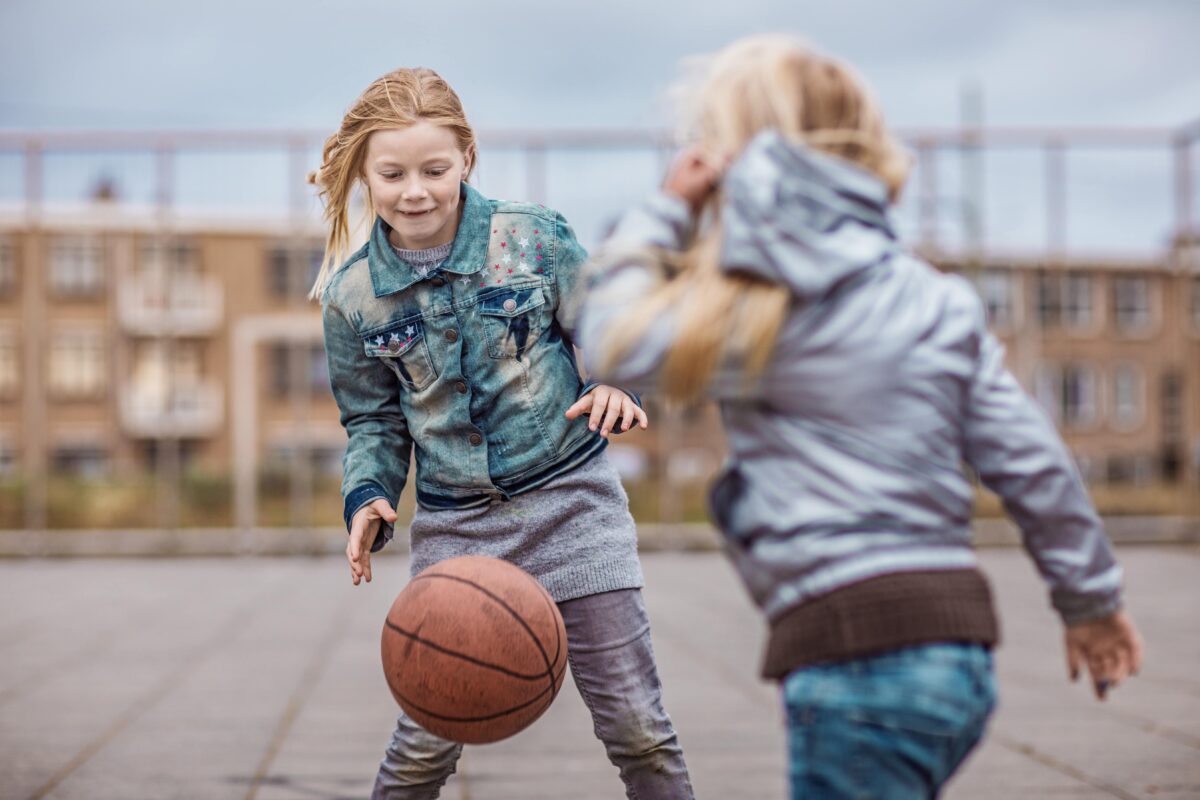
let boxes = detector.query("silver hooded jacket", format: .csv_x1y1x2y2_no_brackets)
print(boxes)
578,130,1122,626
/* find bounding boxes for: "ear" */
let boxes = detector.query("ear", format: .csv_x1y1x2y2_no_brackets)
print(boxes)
462,144,477,180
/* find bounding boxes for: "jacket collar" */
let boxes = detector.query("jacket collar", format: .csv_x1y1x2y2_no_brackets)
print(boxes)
368,182,493,297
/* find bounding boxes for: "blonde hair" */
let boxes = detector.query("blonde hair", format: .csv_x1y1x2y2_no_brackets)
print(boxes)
308,67,477,299
606,34,910,403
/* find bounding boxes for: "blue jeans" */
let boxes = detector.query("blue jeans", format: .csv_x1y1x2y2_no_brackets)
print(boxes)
372,588,694,799
783,643,996,800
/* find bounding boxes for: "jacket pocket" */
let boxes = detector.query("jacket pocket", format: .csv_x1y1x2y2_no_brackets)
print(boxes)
362,320,437,391
478,286,548,359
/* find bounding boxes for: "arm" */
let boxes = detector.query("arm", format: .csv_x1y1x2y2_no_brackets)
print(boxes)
578,200,768,401
577,147,764,401
322,300,413,580
552,210,649,437
963,329,1121,624
963,322,1143,697
574,190,692,397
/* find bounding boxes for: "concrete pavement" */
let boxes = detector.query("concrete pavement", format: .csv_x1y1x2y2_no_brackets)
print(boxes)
1,547,1198,799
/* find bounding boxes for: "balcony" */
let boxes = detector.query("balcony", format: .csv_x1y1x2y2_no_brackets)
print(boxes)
119,382,224,438
117,278,223,336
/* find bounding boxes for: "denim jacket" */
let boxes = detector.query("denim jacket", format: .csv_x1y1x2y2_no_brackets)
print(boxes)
579,131,1122,627
322,183,617,550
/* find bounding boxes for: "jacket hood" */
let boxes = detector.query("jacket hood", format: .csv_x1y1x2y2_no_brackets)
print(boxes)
719,129,899,298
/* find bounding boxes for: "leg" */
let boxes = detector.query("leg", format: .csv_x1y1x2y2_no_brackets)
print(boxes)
784,643,996,800
558,588,695,800
371,707,463,800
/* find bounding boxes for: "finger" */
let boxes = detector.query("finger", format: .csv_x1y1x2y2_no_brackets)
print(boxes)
347,540,362,586
1129,629,1145,676
1087,654,1111,699
564,395,592,420
372,498,398,524
633,404,649,430
1108,647,1131,689
620,399,633,431
600,394,623,437
588,388,610,431
360,515,384,583
1065,640,1082,682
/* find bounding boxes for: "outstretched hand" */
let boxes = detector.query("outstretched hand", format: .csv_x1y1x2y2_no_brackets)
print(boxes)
347,498,397,586
565,385,648,438
1064,609,1144,700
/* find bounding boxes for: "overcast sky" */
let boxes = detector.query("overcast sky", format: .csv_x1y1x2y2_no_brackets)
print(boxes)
1,0,1198,252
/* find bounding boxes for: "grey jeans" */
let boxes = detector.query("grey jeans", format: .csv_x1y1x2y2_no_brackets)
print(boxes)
372,588,694,799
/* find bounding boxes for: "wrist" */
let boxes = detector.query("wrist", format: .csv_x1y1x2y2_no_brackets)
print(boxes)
343,482,390,532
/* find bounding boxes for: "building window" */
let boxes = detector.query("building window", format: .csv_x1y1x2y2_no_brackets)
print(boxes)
268,444,345,477
0,330,17,399
139,238,200,282
49,330,107,399
1036,363,1098,429
0,438,16,476
49,236,105,298
1107,454,1156,485
0,237,16,297
270,343,330,396
138,441,198,472
1112,275,1151,334
1034,272,1093,332
51,445,109,478
309,346,330,396
1110,364,1144,430
978,269,1014,329
1035,272,1061,328
268,244,324,301
1191,277,1200,332
130,339,204,405
1063,273,1094,330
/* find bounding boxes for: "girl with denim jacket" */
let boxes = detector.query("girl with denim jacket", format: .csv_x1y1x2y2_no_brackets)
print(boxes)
579,35,1144,799
310,68,693,800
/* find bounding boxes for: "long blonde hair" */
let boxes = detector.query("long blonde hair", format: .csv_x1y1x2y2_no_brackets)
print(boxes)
605,35,910,402
308,67,477,299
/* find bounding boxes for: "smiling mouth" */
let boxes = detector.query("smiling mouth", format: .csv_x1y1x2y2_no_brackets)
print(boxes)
399,209,434,218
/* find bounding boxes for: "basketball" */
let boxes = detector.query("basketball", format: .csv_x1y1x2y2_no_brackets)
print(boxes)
380,555,569,744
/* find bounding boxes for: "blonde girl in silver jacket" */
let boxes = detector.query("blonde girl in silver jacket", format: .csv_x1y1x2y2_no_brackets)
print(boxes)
579,34,1143,799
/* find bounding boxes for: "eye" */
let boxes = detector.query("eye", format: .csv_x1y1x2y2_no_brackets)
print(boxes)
379,170,402,180
427,168,448,178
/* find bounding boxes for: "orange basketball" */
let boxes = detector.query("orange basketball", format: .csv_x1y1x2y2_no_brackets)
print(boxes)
380,555,568,744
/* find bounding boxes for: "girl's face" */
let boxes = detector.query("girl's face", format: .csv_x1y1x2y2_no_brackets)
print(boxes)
364,122,471,250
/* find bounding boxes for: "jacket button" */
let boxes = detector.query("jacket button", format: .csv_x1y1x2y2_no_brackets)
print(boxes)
387,340,400,354
431,276,445,287
468,433,483,446
445,329,459,343
503,298,518,313
455,381,468,394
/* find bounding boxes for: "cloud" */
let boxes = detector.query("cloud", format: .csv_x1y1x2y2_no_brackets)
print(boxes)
2,0,1194,255
4,0,1197,130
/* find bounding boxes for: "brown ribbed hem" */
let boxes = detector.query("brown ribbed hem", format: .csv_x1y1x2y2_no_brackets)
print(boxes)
761,568,1000,680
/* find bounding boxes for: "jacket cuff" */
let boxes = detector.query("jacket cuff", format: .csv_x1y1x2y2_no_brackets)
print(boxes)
343,482,395,553
1053,589,1123,627
606,191,694,252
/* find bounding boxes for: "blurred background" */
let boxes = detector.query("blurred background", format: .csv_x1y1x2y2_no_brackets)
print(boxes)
0,0,1198,538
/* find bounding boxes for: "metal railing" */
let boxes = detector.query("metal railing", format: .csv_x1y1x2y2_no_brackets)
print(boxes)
1,121,1197,532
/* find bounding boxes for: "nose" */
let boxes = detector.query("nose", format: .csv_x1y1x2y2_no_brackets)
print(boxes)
400,176,429,203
